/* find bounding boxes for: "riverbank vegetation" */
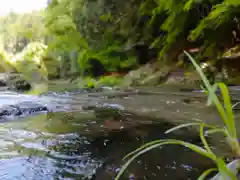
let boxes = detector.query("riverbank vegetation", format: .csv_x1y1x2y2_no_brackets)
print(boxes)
0,0,239,92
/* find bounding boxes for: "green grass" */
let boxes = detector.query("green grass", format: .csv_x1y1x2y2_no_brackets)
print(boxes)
77,76,122,88
115,51,240,180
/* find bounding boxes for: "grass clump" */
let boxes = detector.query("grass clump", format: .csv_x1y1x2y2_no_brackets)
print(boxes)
115,51,240,180
77,76,122,88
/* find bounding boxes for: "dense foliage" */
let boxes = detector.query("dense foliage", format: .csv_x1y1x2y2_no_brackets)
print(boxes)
0,11,46,54
0,0,239,80
45,0,240,61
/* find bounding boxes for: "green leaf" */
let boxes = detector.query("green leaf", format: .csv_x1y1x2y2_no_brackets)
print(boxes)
206,83,218,107
197,168,218,180
217,83,236,138
115,139,215,180
165,123,201,134
215,158,237,180
183,0,195,11
165,123,219,134
200,123,214,155
184,51,228,125
123,139,164,160
205,128,227,136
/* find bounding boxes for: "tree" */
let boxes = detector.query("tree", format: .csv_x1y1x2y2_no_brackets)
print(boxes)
0,10,46,53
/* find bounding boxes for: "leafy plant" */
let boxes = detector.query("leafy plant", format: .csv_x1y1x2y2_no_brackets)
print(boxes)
115,51,240,180
98,76,122,86
77,75,122,89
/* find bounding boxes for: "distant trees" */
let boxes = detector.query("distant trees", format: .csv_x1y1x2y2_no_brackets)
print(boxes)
0,10,46,53
0,0,239,77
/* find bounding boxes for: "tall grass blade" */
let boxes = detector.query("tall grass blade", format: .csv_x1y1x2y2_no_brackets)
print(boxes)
197,168,218,180
232,102,240,109
123,139,165,160
217,83,236,138
184,51,228,126
205,128,227,136
215,158,237,180
165,123,201,134
200,124,214,154
206,83,218,106
115,140,216,180
165,123,219,134
116,52,240,180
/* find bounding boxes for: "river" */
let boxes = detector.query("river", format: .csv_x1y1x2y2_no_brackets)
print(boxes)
0,84,239,179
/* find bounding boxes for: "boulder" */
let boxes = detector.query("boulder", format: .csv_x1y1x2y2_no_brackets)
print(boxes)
122,63,157,86
140,71,168,85
0,73,31,91
0,102,48,121
122,62,181,86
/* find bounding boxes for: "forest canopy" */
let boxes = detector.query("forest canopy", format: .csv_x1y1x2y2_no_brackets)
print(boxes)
0,0,239,79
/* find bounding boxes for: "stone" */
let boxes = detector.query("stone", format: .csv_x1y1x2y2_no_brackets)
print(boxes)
6,74,32,91
0,102,48,121
140,71,166,85
122,63,156,86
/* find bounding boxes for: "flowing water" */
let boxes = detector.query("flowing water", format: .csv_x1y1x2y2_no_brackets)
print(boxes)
0,85,239,180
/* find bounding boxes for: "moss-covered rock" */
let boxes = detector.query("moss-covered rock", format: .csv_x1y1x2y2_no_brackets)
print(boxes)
121,61,204,87
122,64,156,86
121,62,173,86
0,73,31,91
140,71,168,85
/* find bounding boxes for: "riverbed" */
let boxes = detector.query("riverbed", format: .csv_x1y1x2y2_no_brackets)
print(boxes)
0,84,239,179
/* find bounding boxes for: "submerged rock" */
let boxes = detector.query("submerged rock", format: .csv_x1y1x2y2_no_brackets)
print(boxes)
0,102,48,121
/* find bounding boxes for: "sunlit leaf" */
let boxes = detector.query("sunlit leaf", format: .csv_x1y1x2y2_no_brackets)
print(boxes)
200,123,213,154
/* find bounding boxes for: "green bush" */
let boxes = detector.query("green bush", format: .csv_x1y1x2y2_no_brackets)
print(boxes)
77,76,122,88
11,42,48,83
98,76,122,86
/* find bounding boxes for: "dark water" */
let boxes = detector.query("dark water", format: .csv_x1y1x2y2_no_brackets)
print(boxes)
0,88,219,180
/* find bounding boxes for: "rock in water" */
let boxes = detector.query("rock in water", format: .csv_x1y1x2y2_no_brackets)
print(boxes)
0,73,31,91
0,102,48,121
